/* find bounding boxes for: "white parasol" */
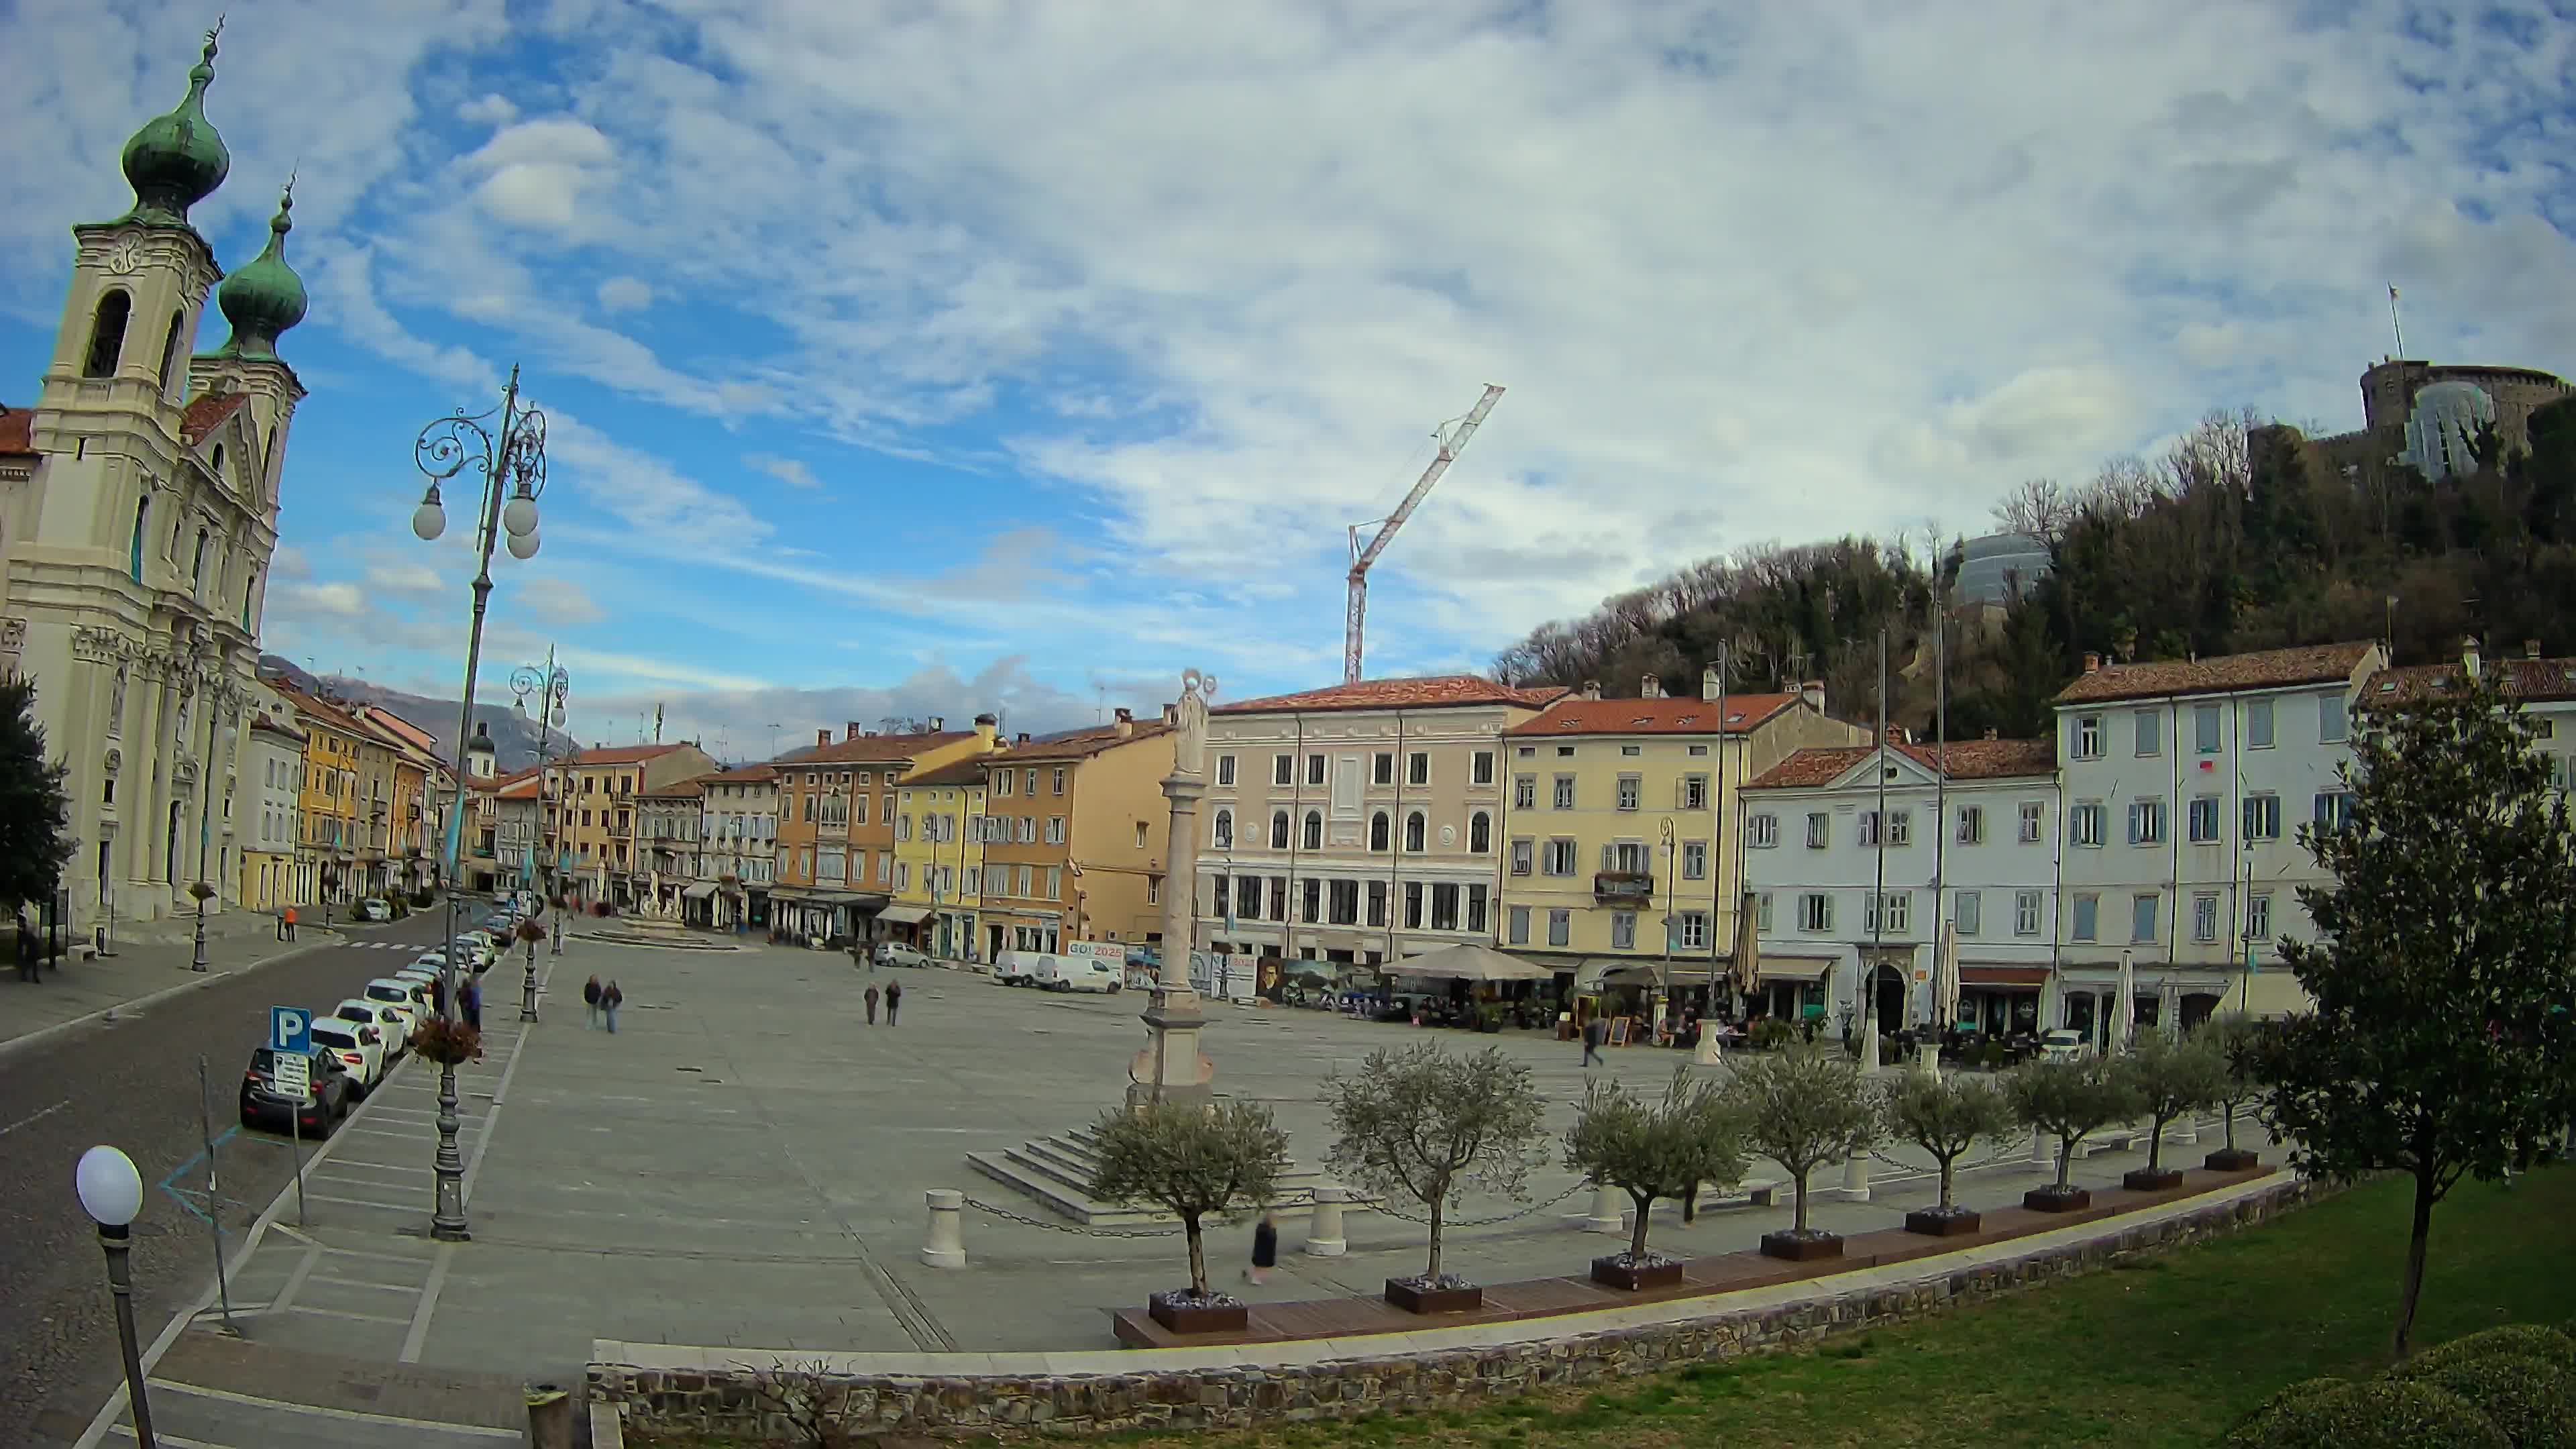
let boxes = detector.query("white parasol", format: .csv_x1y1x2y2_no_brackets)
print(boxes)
1934,920,1962,1030
2115,949,2137,1054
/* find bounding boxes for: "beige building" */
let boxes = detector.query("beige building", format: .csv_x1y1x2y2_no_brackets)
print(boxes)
1498,670,1865,999
972,712,1175,958
545,742,719,908
1193,676,1566,967
693,763,780,930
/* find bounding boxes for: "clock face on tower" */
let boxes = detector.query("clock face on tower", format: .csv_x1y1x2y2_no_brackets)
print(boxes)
105,236,145,276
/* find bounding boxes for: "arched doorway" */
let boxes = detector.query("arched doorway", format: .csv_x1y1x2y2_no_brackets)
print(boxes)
1869,961,1908,1032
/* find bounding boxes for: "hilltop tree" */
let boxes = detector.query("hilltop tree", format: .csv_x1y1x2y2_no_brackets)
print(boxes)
2251,663,2576,1357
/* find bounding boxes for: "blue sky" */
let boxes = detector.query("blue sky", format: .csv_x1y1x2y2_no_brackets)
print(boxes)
5,0,2573,759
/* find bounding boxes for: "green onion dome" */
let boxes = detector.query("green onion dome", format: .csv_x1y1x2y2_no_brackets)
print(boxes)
211,182,307,361
119,29,231,227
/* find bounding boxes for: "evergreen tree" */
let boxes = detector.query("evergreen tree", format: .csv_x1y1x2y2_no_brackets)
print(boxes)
0,678,74,914
2251,663,2576,1358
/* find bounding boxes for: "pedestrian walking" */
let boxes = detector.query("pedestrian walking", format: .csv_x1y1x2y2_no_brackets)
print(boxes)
583,975,602,1028
1246,1213,1279,1285
864,983,879,1026
275,907,287,941
15,914,38,984
462,976,482,1032
283,904,297,941
884,979,902,1026
1581,1016,1606,1068
602,979,623,1034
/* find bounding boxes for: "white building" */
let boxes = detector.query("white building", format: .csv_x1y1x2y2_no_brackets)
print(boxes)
2051,641,2385,1037
0,34,307,932
1743,734,2061,1036
2365,639,2576,791
696,763,779,930
239,700,303,912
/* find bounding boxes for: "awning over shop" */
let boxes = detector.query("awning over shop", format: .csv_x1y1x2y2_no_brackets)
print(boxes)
681,881,719,901
769,888,885,907
1390,943,1554,981
1756,957,1833,983
875,905,932,926
1960,965,2049,987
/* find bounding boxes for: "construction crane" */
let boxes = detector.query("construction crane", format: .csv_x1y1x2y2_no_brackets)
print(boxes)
1344,384,1505,683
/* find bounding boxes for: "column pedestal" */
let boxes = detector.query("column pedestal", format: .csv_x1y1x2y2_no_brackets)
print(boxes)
1127,766,1215,1109
1303,1185,1349,1256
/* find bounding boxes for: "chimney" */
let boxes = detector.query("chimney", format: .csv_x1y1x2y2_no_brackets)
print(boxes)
974,712,998,749
845,721,861,741
816,729,830,747
1581,679,1602,701
927,716,944,733
2526,639,2542,660
1701,665,1721,702
1640,673,1662,698
1016,732,1031,745
2462,635,2481,680
1114,707,1135,738
2082,651,2102,674
1799,680,1825,714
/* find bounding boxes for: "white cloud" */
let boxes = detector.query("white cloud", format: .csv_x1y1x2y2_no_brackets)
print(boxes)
519,575,605,627
744,453,820,490
462,117,616,235
457,93,518,127
596,275,652,312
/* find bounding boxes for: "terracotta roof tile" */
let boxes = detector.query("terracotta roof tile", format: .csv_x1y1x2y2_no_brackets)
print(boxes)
180,392,249,446
1746,737,2057,790
993,722,1171,763
1215,676,1568,715
2366,655,2576,706
706,763,779,782
561,743,698,767
777,731,974,765
495,774,545,801
2052,641,2379,705
638,778,706,798
1504,694,1799,737
0,406,33,457
902,757,993,788
272,683,368,737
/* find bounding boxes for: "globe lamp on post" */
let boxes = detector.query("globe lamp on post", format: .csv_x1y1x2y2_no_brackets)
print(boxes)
76,1145,156,1448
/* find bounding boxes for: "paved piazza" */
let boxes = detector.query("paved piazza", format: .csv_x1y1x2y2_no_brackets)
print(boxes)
202,931,2264,1396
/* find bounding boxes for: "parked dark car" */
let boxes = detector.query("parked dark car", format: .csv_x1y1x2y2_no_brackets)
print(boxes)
239,1046,353,1134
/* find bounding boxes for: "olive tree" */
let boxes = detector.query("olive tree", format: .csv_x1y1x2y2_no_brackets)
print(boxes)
1879,1069,2017,1214
2196,1014,2267,1159
2117,1030,2229,1175
1562,1066,1746,1263
1725,1045,1884,1235
1089,1101,1289,1301
2006,1057,2145,1193
1322,1043,1548,1287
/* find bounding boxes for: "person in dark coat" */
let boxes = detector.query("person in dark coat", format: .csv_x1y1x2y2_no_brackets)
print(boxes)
602,980,623,1033
863,983,879,1025
15,914,38,983
1248,1213,1279,1285
583,975,602,1028
1581,1016,1606,1068
462,977,482,1031
884,979,902,1026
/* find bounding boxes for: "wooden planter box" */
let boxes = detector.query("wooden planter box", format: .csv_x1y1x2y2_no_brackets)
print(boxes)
1759,1230,1845,1261
1384,1279,1484,1314
2023,1185,2093,1213
1589,1255,1685,1291
1146,1293,1249,1334
1902,1208,1983,1237
2122,1167,2185,1192
2204,1147,2261,1173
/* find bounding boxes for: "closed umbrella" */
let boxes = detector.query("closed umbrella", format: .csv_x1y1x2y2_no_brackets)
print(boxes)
1934,921,1962,1030
1731,890,1761,998
2115,949,2137,1054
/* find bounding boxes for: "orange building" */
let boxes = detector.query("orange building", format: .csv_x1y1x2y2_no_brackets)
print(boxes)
973,709,1175,960
769,716,997,943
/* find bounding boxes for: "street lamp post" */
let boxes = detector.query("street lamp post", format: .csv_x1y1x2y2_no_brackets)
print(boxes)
409,364,549,1243
510,649,570,1002
75,1145,156,1448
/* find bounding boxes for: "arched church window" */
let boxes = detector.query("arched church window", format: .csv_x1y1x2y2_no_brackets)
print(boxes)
129,496,149,582
242,568,257,629
157,311,185,397
211,443,225,484
84,290,131,378
192,527,209,588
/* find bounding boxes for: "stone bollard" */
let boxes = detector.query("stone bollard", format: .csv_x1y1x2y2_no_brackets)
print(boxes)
1303,1185,1349,1256
1915,1041,1941,1081
1694,1027,1723,1066
1832,1151,1872,1203
921,1189,967,1269
526,1382,574,1449
2030,1126,2053,1171
1583,1183,1625,1234
2169,1113,2198,1146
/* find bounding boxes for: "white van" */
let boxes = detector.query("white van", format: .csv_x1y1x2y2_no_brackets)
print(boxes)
1035,954,1121,994
994,951,1042,987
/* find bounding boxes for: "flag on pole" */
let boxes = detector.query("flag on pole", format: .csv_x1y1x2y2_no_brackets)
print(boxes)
2389,285,2399,302
441,792,464,873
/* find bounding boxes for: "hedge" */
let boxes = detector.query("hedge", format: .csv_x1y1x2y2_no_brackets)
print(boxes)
2224,1377,2509,1449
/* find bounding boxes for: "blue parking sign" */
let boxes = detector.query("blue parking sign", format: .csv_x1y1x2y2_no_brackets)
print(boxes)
270,1006,311,1054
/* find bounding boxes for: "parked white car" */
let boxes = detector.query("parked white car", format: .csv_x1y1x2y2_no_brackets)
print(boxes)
307,1016,387,1093
330,998,412,1061
1034,954,1120,994
873,942,934,970
364,977,429,1033
993,951,1042,986
2038,1028,2091,1063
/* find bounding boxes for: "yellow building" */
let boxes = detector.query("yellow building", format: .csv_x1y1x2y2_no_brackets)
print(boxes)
545,742,720,908
1497,671,1864,1009
891,756,993,961
275,684,364,908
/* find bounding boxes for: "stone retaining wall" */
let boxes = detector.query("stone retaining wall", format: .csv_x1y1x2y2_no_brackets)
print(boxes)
596,1177,2316,1440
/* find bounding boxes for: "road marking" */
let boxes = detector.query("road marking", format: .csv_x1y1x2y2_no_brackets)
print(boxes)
282,1302,412,1326
270,1244,323,1317
304,1191,421,1214
313,1157,435,1174
0,1099,69,1137
308,1273,424,1295
146,1380,523,1438
400,1242,455,1363
109,1427,234,1448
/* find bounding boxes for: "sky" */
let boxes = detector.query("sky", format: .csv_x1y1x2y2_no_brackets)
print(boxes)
5,1,2573,761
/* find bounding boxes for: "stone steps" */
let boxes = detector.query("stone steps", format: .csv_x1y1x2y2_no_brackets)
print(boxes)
965,1125,1330,1226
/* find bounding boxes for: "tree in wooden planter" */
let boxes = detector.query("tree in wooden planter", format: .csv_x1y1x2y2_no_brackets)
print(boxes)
1726,1045,1884,1259
1322,1042,1547,1313
1087,1099,1289,1333
2114,1030,2228,1190
1562,1066,1746,1289
2195,1014,2267,1171
2005,1056,2144,1211
1880,1068,2018,1236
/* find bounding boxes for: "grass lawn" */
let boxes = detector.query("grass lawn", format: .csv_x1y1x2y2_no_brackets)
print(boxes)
632,1165,2573,1448
1134,1165,2575,1449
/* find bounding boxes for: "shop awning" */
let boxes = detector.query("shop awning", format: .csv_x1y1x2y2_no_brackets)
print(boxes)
681,881,719,901
875,905,932,926
1390,943,1554,981
1960,965,2049,987
1757,957,1833,983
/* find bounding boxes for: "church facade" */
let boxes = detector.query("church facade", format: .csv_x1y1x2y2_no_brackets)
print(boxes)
0,25,308,932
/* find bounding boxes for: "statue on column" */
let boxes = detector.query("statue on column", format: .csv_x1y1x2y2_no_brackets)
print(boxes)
1173,668,1218,779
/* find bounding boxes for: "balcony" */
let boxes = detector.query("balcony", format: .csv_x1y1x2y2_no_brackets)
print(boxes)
1593,871,1655,903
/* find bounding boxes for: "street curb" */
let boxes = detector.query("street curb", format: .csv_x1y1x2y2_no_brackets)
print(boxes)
0,929,351,1067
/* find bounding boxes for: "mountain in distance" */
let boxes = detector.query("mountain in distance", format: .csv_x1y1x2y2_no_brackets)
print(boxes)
256,655,576,773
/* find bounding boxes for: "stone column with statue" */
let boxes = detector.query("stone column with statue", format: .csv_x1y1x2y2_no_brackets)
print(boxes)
1127,669,1218,1110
